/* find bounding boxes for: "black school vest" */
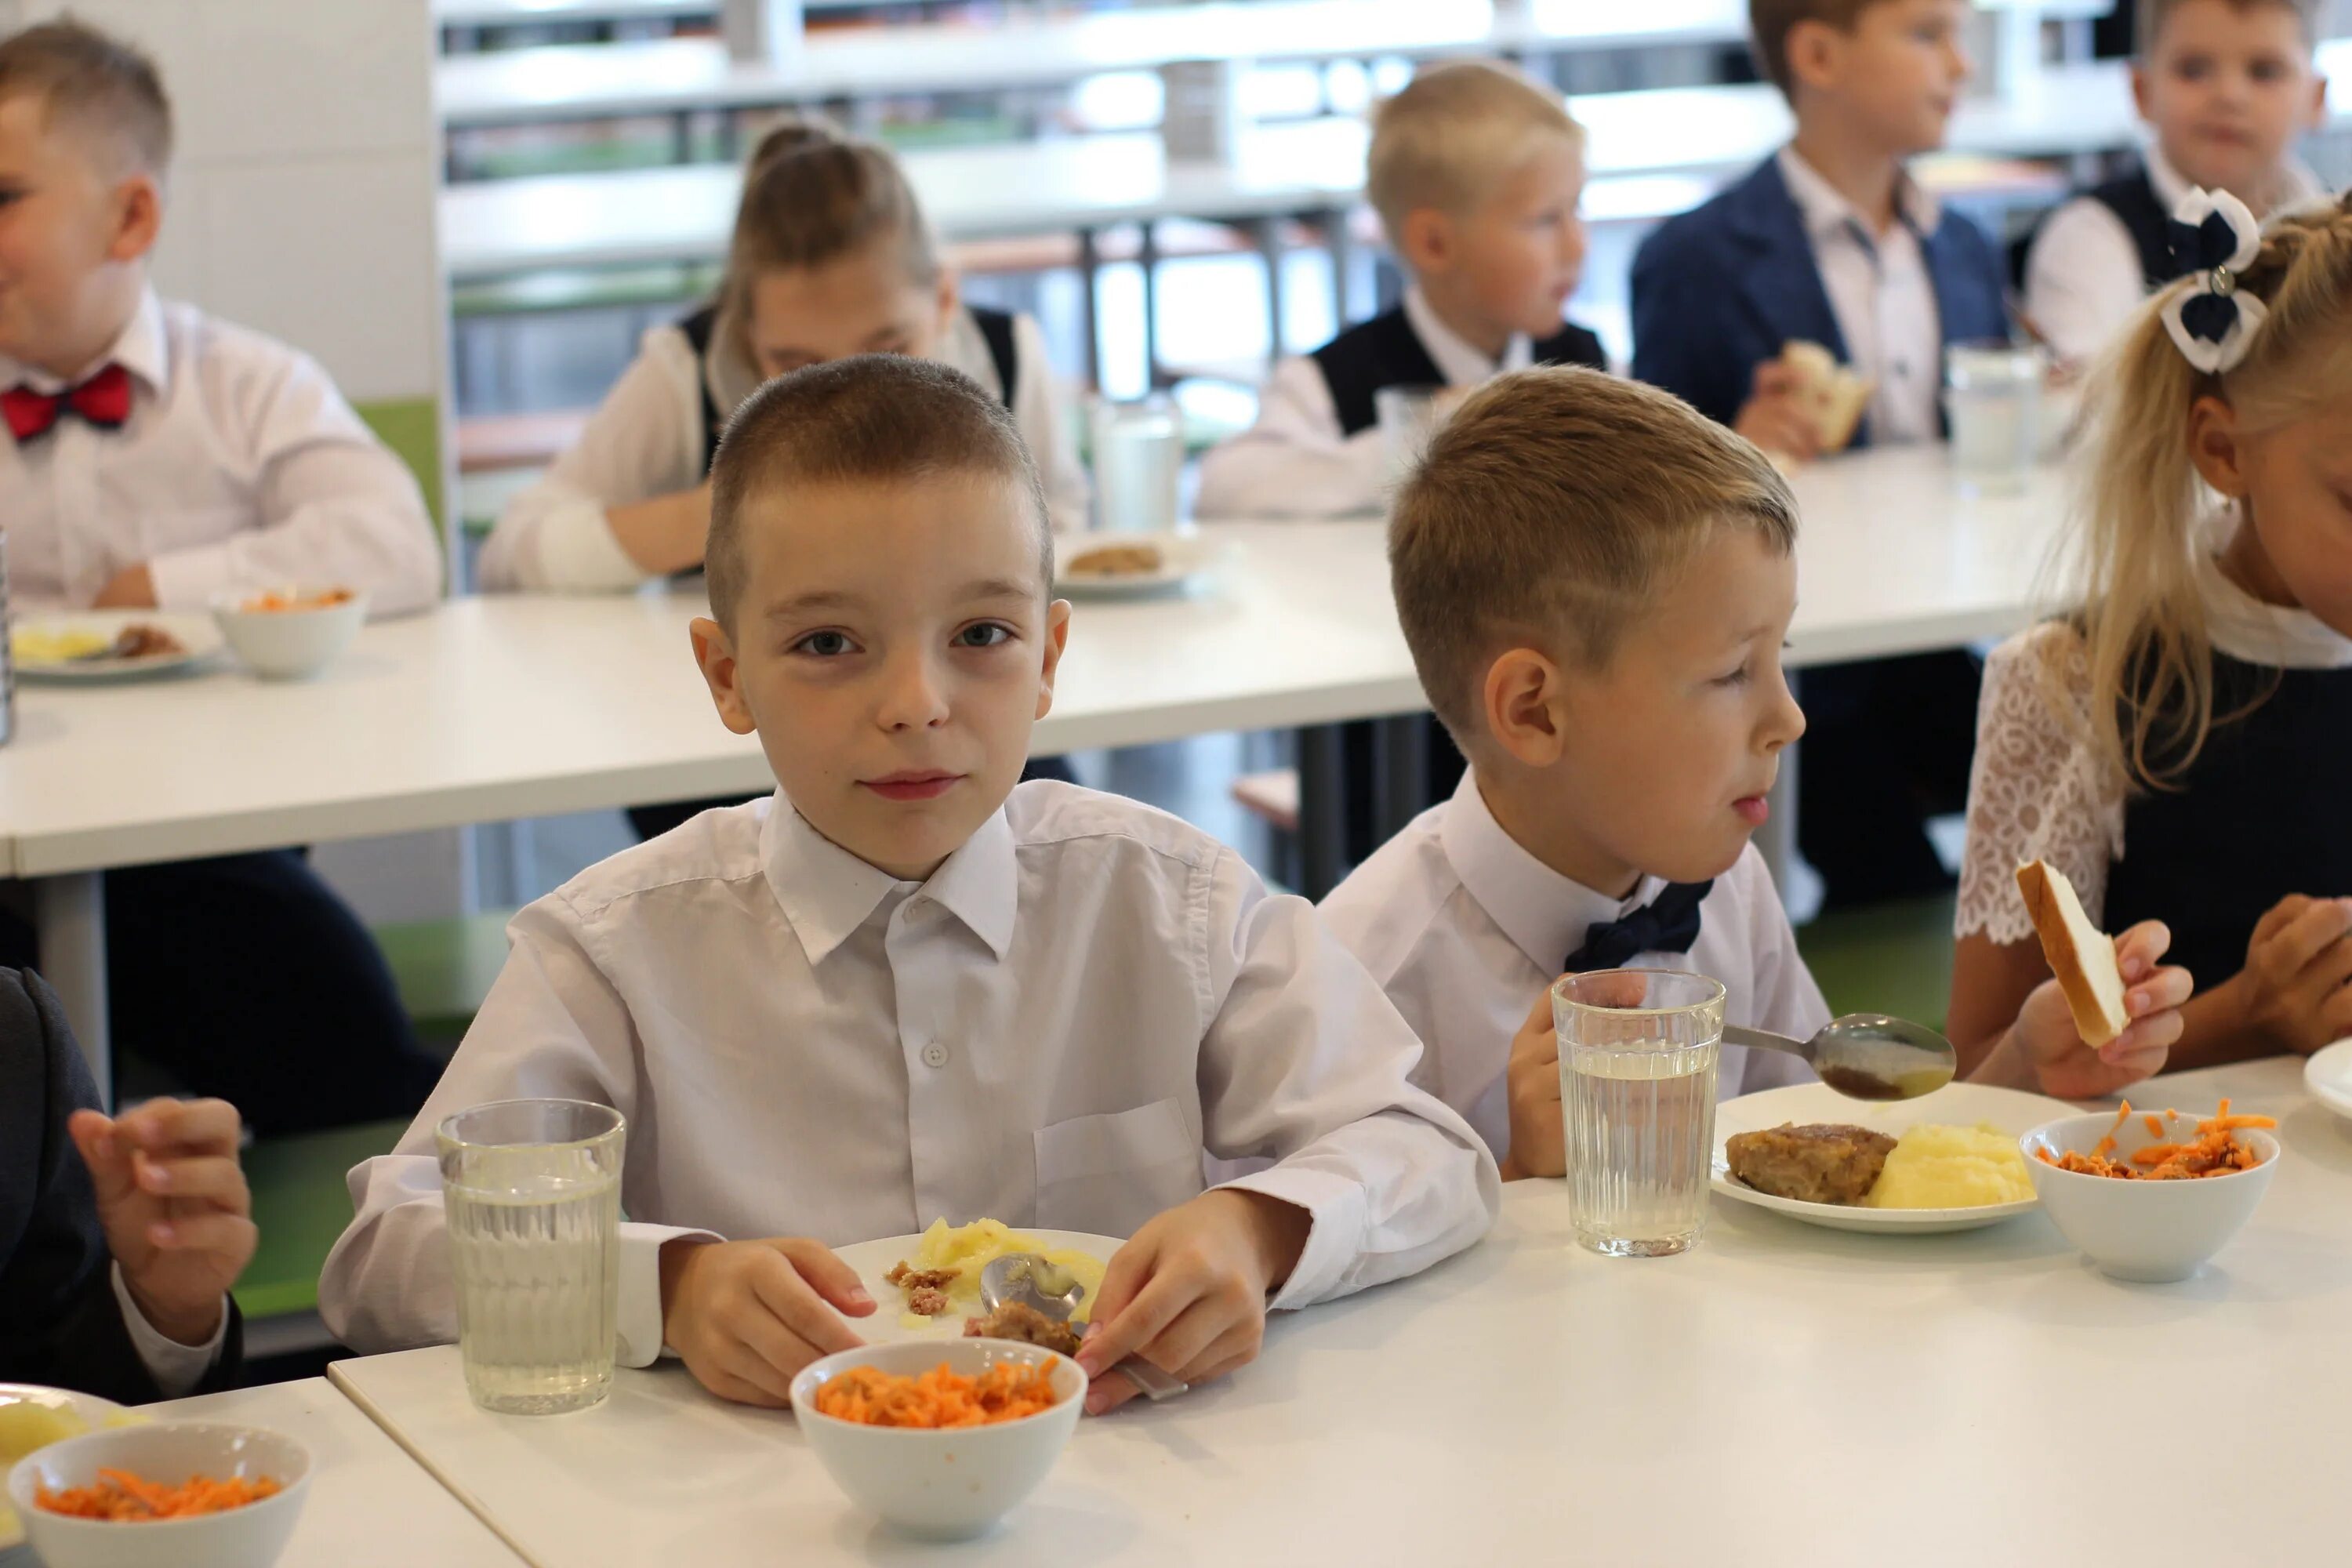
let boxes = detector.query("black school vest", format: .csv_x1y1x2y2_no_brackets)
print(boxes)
2009,166,2176,292
675,303,1022,477
1308,308,1607,437
2102,653,2352,993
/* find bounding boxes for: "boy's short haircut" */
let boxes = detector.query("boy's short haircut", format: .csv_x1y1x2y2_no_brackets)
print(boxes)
2134,0,2318,53
0,19,172,175
1365,60,1582,241
1748,0,1879,99
705,354,1051,629
1390,366,1798,750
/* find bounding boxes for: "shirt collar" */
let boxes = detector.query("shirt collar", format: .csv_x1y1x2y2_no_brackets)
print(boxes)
1403,285,1533,387
1775,145,1941,248
2196,535,2352,670
0,288,169,397
760,792,1019,965
1436,769,1664,975
2146,143,2326,220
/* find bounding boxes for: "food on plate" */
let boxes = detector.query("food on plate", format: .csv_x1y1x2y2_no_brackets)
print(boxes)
2037,1099,2276,1180
0,1399,88,1464
1780,340,1872,454
109,622,185,659
1725,1123,1896,1204
239,587,355,613
1864,1123,2035,1209
2015,858,2129,1046
9,622,184,663
1064,543,1163,579
884,1218,1107,1330
884,1261,959,1318
964,1301,1083,1358
35,1467,281,1521
811,1360,1065,1428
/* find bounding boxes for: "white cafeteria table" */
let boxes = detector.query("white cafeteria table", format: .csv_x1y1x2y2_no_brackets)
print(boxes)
315,1057,2343,1566
0,448,2067,1098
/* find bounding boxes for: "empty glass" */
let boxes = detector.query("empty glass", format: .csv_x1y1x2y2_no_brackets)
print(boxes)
438,1099,625,1415
1944,343,2048,495
1090,394,1185,534
1556,970,1726,1258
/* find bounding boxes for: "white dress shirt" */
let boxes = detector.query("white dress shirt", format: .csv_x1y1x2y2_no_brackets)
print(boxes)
1321,771,1828,1164
1193,288,1536,519
477,306,1089,593
320,782,1498,1366
0,289,442,616
110,1265,230,1400
1776,147,1946,445
2024,148,2327,367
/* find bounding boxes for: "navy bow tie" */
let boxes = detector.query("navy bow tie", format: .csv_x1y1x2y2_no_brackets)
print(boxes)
1563,880,1712,973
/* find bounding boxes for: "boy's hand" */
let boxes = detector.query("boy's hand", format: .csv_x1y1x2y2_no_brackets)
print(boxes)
2234,895,2352,1056
93,563,158,610
659,1236,873,1407
1076,1189,1308,1417
2007,921,2190,1099
1733,361,1821,463
67,1098,256,1348
1502,988,1565,1180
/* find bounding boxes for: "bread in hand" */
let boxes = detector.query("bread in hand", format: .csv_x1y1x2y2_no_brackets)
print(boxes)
2014,858,2129,1047
1781,340,1872,453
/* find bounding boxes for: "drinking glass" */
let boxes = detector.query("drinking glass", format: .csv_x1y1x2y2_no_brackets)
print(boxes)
1089,394,1185,534
1556,970,1726,1258
1944,343,2048,494
1375,383,1446,481
437,1099,625,1415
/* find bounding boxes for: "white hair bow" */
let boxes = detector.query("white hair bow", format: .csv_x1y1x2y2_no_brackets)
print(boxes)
2160,187,2266,375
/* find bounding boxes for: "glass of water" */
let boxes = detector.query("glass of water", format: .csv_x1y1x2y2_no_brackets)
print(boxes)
437,1098,625,1416
1555,970,1726,1258
1090,394,1185,534
1944,343,2048,495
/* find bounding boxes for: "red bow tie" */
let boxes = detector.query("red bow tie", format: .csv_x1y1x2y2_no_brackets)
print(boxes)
2,363,134,443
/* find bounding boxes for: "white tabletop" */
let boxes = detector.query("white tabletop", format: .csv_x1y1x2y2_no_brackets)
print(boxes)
0,450,2066,879
327,1057,2344,1564
138,1377,524,1566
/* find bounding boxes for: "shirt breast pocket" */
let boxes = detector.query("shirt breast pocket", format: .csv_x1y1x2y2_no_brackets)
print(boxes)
1031,1098,1202,1240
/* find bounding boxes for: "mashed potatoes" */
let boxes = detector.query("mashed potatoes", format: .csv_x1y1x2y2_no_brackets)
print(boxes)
1864,1123,2035,1209
895,1218,1109,1329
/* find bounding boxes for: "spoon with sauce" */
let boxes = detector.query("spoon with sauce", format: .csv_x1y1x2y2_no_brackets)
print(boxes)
1723,1013,1958,1101
980,1254,1186,1402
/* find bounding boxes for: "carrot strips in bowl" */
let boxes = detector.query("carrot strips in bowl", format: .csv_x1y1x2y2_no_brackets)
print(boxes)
2036,1098,2277,1180
812,1361,1065,1428
36,1467,281,1520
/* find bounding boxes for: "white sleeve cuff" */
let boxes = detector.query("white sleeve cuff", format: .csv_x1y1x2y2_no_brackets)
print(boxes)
144,543,239,612
1211,1163,1366,1312
111,1264,229,1400
617,1222,722,1367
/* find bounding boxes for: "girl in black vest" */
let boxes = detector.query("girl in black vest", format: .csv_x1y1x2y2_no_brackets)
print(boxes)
479,122,1086,834
1952,188,2352,1073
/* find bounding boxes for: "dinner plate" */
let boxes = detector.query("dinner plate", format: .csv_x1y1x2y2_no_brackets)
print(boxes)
1052,532,1220,599
2302,1038,2352,1123
0,1383,131,1552
1711,1081,2078,1233
9,612,222,683
833,1229,1124,1345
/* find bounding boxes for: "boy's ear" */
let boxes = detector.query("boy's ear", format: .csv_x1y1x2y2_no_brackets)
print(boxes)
690,615,759,736
1783,18,1846,96
106,174,163,266
1394,206,1455,278
1033,597,1072,720
933,267,961,337
2303,72,2328,130
2184,394,2248,498
1483,646,1570,769
2129,64,2154,124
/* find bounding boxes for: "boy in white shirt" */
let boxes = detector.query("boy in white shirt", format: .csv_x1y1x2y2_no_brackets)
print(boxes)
321,354,1498,1415
0,20,443,1134
1321,368,2194,1178
2023,0,2328,366
1192,60,1604,520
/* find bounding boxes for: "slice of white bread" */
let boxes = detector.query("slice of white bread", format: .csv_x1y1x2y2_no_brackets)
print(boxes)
1781,340,1873,453
2014,859,2129,1047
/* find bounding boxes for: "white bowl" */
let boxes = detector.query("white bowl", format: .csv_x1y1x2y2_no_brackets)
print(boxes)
6,1421,310,1568
789,1339,1083,1541
2021,1110,2279,1282
209,587,367,680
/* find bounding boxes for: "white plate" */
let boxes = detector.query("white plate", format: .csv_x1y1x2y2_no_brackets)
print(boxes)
833,1230,1124,1345
1052,532,1219,599
0,1384,130,1552
1712,1081,2078,1233
2303,1038,2352,1123
10,612,222,683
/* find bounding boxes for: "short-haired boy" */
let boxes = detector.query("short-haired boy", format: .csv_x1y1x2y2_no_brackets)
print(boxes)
1195,60,1605,519
0,20,444,1134
2024,0,2328,365
321,355,1498,1415
1321,368,2191,1179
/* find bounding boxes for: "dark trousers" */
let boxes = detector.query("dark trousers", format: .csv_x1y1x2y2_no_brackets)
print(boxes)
626,755,1082,843
1,851,440,1137
1796,652,1983,909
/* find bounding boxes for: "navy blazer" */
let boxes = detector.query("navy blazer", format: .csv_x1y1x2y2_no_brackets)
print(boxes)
1631,156,2010,443
0,969,242,1404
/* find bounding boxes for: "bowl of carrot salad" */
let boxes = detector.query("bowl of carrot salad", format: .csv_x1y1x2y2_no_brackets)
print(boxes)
790,1339,1084,1541
2022,1100,2281,1282
6,1421,310,1568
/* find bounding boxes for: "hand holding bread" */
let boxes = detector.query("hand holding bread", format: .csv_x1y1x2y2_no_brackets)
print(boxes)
2008,862,2190,1098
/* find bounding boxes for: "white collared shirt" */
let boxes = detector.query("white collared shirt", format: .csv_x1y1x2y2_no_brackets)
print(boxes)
1776,147,1946,445
110,1265,230,1399
477,306,1088,593
2024,147,2328,366
1193,287,1536,519
0,289,441,615
320,782,1498,1366
1322,771,1828,1163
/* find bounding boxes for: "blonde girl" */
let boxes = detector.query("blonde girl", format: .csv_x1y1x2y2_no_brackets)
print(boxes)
1951,189,2352,1071
481,121,1087,595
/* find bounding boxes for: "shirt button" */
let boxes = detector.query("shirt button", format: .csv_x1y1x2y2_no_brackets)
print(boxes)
921,1041,950,1069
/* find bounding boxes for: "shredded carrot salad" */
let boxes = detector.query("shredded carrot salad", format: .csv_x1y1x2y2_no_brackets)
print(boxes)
36,1467,281,1520
812,1362,1064,1428
2036,1099,2277,1180
240,588,354,613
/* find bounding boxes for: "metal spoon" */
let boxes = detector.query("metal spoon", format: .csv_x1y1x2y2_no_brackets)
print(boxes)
979,1254,1186,1402
1724,1013,1958,1102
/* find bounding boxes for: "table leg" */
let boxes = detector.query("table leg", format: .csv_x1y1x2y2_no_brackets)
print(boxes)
1758,741,1799,906
1254,217,1288,362
1372,714,1428,842
1138,220,1163,389
1297,725,1347,901
1076,227,1104,391
36,872,111,1109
